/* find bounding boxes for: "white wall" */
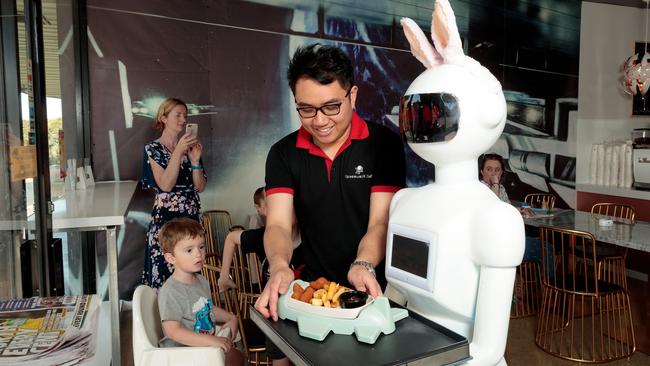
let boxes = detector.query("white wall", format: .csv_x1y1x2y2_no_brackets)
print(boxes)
577,2,650,185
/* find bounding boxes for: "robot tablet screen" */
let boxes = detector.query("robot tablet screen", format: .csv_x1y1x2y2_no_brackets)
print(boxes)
386,223,437,293
392,234,428,278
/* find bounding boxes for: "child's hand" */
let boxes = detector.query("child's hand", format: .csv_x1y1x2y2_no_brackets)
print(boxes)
217,277,237,292
211,336,233,352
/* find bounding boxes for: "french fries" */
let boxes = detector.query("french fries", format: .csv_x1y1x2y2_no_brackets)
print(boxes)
292,277,351,308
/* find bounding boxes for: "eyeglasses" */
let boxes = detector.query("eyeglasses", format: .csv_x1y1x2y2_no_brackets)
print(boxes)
295,87,352,118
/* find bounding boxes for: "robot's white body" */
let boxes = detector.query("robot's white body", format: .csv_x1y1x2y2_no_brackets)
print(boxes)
386,2,525,365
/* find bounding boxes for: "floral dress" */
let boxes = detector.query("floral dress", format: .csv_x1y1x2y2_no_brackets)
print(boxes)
141,141,206,288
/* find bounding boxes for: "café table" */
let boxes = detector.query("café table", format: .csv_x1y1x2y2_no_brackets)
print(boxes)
523,208,650,352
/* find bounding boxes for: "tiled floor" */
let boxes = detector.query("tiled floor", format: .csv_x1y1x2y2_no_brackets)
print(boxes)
121,309,649,365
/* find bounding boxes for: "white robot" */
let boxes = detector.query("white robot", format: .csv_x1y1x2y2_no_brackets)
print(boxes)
385,1,525,365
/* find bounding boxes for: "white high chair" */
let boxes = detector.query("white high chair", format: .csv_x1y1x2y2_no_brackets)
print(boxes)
132,285,226,366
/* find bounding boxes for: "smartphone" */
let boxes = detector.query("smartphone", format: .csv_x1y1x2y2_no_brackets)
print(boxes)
185,123,198,136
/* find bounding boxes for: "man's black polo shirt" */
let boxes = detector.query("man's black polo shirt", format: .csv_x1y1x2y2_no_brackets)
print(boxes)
265,113,405,286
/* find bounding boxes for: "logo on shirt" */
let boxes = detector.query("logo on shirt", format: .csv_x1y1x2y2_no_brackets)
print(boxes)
345,164,372,179
192,297,215,335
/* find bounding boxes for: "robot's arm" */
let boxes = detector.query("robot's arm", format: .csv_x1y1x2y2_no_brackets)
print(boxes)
470,201,525,268
467,201,525,365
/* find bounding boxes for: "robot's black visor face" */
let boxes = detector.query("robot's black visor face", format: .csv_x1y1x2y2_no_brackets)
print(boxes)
399,93,460,144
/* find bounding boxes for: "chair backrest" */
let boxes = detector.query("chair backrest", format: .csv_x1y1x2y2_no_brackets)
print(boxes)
202,210,234,259
132,285,163,366
232,244,264,296
539,226,600,295
590,203,635,223
201,263,228,309
524,193,556,209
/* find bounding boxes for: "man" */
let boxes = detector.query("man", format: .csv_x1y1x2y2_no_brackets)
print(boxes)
255,43,406,336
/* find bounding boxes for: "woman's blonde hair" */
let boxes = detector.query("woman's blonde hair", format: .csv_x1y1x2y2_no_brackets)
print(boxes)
153,98,187,131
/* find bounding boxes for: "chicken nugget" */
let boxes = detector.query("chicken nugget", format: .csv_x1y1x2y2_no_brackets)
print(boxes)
291,283,304,300
299,286,315,303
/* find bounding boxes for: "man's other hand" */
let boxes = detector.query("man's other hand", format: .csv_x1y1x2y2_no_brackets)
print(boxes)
348,265,382,297
254,266,295,321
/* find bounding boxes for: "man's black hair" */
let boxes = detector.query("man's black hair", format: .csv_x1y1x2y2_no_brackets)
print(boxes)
287,44,354,94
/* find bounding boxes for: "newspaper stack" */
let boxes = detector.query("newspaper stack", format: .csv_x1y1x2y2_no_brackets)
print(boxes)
0,294,100,366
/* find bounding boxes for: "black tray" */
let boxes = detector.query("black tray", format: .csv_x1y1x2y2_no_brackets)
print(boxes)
249,301,470,366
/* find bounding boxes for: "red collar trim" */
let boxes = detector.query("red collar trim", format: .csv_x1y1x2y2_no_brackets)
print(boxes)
295,112,369,159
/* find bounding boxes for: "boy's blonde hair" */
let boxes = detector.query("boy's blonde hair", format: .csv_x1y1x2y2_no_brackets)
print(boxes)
160,217,204,254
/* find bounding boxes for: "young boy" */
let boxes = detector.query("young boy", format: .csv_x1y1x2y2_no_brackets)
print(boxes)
157,217,243,365
218,187,302,292
248,187,267,229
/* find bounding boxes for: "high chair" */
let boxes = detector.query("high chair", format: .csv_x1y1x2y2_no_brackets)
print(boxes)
131,285,226,366
535,226,635,362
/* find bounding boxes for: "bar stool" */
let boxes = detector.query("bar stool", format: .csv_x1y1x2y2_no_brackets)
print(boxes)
535,226,635,362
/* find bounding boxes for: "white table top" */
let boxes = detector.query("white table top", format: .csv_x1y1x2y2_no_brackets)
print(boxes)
524,209,650,253
49,181,137,230
0,181,137,232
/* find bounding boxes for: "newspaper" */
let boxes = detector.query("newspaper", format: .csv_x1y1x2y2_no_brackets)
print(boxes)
0,295,100,366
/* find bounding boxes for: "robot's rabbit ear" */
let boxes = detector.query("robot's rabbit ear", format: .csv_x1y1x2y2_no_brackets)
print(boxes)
431,0,464,64
400,17,443,69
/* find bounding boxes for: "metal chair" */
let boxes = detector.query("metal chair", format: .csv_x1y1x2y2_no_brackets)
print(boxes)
510,260,541,318
535,226,635,362
222,286,271,365
524,193,556,209
202,210,235,266
512,193,556,319
590,203,635,289
591,203,636,222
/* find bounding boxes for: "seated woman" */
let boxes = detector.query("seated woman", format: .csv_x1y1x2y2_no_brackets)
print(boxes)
479,154,542,264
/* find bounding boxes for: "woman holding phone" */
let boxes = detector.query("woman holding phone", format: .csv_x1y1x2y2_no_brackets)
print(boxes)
141,97,207,288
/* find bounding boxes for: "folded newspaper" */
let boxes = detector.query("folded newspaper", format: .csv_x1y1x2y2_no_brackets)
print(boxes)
0,294,100,366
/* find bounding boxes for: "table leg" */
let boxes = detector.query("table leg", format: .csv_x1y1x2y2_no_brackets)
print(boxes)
107,226,121,366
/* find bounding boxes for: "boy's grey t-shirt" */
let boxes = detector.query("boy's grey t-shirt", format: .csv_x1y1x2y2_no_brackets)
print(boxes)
157,274,217,347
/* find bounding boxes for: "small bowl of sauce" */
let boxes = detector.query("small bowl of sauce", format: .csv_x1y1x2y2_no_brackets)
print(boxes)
339,291,369,309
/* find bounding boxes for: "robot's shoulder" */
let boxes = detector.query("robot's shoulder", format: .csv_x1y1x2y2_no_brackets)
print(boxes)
469,200,525,267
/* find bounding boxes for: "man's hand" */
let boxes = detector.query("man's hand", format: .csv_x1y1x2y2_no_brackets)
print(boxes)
348,265,382,297
254,266,294,321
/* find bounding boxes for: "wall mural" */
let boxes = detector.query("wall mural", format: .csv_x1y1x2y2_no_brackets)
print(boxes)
85,0,580,298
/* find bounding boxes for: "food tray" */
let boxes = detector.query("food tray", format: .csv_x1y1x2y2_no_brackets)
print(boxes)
285,280,374,319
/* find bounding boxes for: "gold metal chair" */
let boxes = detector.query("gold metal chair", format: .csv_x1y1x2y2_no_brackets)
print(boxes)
231,243,264,296
201,263,227,309
524,193,556,209
535,226,635,362
512,192,556,319
228,244,270,365
591,203,635,222
590,203,635,289
510,260,541,318
202,210,235,266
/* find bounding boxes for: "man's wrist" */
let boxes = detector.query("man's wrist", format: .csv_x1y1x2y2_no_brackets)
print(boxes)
350,261,376,277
